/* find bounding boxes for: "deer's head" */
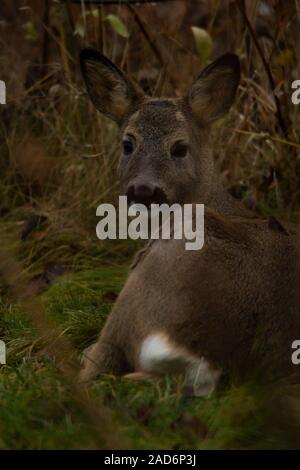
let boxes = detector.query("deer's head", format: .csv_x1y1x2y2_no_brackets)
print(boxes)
80,48,240,206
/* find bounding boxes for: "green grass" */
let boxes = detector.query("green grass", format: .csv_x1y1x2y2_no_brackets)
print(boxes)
1,0,300,449
1,266,300,450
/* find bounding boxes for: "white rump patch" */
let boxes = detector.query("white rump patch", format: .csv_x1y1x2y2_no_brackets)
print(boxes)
139,332,221,396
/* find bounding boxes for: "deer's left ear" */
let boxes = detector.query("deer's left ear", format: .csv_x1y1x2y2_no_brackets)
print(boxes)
80,48,144,125
188,54,240,124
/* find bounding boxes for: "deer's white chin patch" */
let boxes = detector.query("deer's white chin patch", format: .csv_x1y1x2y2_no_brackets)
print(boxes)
139,332,221,397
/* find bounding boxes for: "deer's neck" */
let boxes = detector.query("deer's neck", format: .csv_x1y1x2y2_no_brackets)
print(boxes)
204,176,249,217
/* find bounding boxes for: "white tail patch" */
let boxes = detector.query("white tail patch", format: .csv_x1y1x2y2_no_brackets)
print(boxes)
139,332,220,396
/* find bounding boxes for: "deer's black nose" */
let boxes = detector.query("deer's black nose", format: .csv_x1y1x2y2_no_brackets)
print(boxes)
126,183,167,206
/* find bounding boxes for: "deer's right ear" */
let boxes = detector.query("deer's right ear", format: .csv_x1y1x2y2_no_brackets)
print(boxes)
80,48,143,125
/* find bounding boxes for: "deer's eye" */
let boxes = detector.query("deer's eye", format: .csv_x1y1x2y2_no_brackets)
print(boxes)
122,136,135,156
170,142,188,159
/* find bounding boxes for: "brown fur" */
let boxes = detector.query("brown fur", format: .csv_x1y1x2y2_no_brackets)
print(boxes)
79,49,300,385
79,208,300,381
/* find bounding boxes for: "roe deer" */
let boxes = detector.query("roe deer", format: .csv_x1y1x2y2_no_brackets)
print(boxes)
79,49,300,395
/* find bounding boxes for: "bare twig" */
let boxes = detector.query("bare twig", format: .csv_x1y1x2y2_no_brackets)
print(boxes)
65,0,177,4
229,128,300,150
41,0,51,73
237,0,288,136
127,4,177,92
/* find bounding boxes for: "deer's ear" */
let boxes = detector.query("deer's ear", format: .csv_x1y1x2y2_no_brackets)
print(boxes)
188,54,240,123
80,48,143,125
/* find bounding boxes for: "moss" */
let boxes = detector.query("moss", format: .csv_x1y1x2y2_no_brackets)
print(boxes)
1,269,300,449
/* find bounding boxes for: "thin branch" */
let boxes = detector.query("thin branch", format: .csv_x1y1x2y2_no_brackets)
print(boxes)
229,128,300,150
237,0,288,136
127,4,177,92
65,0,177,4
